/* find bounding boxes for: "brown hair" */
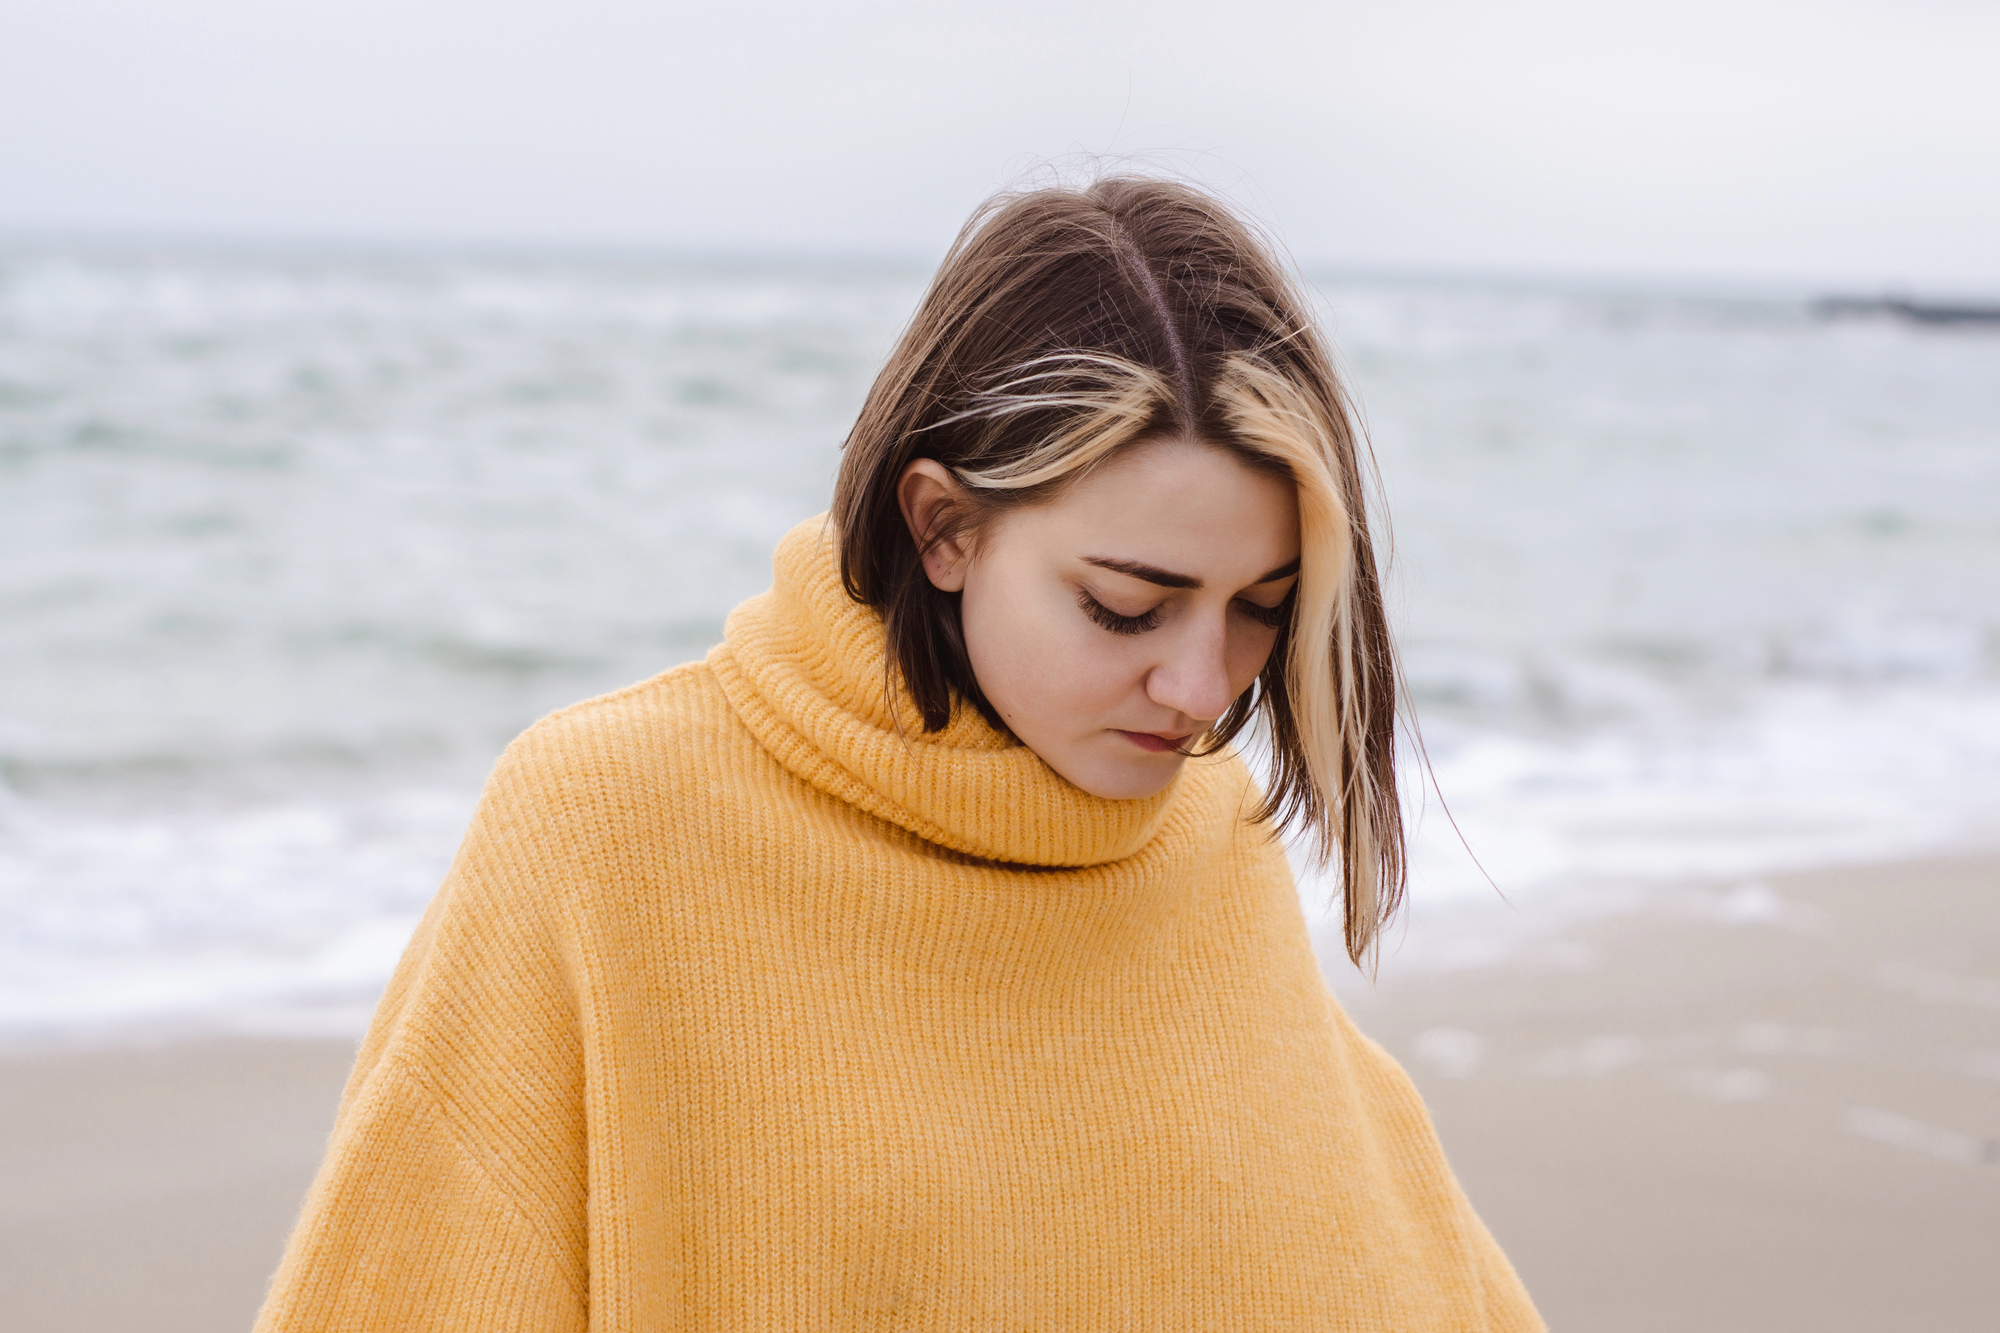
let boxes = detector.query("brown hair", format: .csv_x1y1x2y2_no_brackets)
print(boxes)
831,176,1403,963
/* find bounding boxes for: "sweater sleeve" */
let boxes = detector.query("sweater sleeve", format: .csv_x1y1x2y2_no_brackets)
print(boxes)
256,729,597,1333
255,1056,588,1333
1334,1009,1548,1331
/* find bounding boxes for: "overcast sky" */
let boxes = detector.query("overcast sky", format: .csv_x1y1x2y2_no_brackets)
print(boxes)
4,0,1995,286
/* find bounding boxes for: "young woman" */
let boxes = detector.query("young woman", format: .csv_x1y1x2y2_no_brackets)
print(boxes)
256,178,1542,1330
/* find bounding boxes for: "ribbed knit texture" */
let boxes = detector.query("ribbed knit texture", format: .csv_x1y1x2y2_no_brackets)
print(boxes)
256,515,1543,1331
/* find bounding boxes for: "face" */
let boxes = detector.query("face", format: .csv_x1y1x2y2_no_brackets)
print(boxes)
900,441,1301,800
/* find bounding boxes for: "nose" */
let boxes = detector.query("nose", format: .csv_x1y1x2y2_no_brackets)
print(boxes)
1144,618,1235,725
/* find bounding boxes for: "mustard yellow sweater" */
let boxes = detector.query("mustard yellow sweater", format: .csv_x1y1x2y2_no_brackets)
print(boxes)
257,517,1541,1331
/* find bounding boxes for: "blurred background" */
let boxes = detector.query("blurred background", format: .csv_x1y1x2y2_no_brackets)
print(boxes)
2,2,1997,1330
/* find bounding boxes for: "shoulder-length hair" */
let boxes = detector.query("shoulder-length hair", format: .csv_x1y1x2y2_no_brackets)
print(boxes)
831,175,1402,963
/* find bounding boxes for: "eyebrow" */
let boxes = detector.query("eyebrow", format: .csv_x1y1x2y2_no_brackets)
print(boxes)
1083,555,1301,590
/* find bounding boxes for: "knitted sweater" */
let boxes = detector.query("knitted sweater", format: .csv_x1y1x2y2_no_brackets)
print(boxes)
256,516,1542,1331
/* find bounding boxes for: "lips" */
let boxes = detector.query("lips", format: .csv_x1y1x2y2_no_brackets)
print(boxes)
1115,729,1192,754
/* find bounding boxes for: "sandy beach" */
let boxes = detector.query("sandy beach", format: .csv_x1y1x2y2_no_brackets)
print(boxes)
1348,852,2000,1331
3,853,1995,1332
0,1038,354,1333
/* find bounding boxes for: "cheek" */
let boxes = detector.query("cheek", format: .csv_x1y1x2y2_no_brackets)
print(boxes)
960,577,1134,731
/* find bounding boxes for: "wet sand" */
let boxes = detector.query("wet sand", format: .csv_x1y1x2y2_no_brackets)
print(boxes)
1345,852,2000,1331
2,854,1996,1331
0,1037,355,1333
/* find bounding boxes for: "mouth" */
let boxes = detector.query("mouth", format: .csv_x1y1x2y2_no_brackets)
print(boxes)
1113,729,1194,754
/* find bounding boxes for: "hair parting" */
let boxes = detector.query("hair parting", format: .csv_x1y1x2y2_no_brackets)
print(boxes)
1103,214,1198,410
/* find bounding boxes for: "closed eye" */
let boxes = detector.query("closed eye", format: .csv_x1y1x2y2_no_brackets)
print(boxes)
1234,590,1293,630
1076,588,1163,636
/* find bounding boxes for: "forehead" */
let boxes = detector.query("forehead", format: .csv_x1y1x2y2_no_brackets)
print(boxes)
1004,442,1301,580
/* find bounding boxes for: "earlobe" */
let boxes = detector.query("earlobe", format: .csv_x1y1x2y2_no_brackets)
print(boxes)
896,459,971,592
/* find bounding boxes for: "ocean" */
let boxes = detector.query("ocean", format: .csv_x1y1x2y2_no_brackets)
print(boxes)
3,241,1997,1044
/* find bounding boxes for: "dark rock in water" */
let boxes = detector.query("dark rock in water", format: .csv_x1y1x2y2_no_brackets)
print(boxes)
1815,296,2000,326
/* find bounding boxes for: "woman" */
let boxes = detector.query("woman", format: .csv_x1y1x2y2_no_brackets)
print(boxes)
257,177,1542,1330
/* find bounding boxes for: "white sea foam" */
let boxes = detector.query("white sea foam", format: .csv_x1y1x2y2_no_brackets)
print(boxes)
2,243,1996,1040
0,787,466,1045
1304,679,2000,977
1844,1106,1996,1166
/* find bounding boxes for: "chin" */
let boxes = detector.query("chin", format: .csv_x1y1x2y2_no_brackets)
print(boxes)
1057,751,1185,802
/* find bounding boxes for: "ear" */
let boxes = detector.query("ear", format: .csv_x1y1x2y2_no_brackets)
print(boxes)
896,458,972,592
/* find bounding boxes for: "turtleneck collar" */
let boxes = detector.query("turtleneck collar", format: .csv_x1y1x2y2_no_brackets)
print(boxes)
708,515,1183,867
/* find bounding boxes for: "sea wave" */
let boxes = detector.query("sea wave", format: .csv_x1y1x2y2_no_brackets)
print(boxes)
3,242,1996,1041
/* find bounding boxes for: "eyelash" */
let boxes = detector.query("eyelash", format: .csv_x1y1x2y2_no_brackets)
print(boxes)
1076,590,1162,636
1075,590,1293,636
1237,596,1292,630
